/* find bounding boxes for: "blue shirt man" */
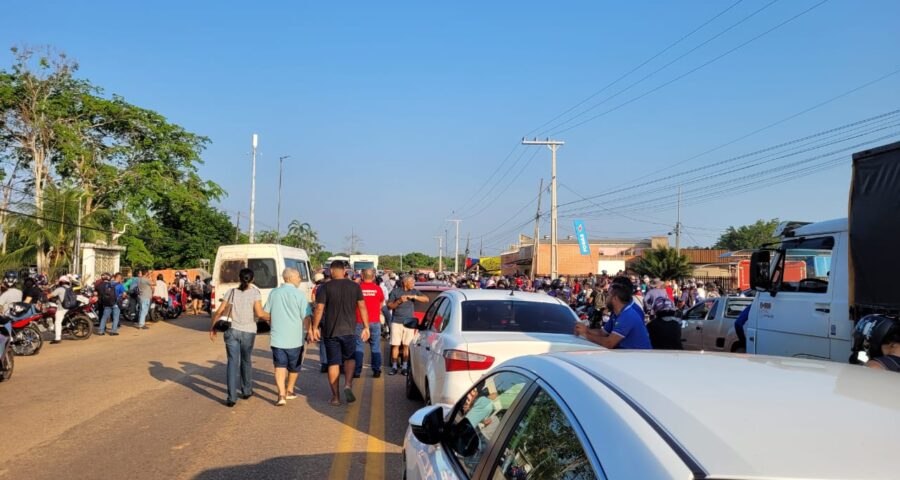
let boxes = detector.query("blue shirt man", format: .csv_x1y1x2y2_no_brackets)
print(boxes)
575,281,652,350
263,269,311,405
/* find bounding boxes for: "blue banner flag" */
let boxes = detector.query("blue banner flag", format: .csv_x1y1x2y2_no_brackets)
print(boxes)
573,220,590,256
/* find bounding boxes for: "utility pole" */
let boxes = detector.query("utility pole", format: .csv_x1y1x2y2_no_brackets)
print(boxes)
73,195,82,275
434,236,443,272
277,155,290,236
522,138,564,279
249,133,258,243
675,186,682,253
234,211,241,243
448,219,461,274
350,227,356,254
530,178,544,281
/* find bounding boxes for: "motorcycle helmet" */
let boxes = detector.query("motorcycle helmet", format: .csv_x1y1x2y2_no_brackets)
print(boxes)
852,315,900,359
3,271,17,288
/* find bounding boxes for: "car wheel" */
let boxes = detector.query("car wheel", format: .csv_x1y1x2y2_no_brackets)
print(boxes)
405,359,422,401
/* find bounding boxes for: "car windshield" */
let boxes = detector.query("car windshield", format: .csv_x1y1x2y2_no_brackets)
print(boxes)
461,300,575,333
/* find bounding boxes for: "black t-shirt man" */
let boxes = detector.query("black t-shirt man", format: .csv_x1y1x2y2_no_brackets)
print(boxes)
315,278,364,338
23,284,43,304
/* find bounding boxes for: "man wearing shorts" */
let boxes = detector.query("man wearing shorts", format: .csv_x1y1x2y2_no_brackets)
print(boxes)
310,260,370,406
354,269,385,378
265,268,311,406
387,275,426,376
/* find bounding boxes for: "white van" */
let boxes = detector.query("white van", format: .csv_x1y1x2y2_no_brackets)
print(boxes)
211,244,314,311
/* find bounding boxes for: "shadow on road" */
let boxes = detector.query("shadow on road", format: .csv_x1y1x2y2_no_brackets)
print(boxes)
159,314,213,332
147,360,280,404
191,452,394,480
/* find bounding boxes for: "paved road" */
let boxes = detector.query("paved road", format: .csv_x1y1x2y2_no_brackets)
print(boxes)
0,315,420,480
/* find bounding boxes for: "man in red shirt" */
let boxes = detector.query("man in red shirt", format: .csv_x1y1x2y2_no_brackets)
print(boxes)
354,269,385,378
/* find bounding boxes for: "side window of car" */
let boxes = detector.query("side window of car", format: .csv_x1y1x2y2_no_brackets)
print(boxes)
490,388,597,480
706,299,719,320
447,371,530,477
422,298,443,330
686,303,707,320
432,297,451,333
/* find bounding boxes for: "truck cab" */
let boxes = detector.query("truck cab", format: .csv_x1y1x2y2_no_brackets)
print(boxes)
746,219,851,362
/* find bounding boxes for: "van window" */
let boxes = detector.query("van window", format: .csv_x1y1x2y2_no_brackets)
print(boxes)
775,236,833,294
218,260,245,283
285,259,310,282
249,258,278,289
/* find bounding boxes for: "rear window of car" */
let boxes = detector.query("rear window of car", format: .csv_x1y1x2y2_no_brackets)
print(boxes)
415,290,444,313
461,300,576,333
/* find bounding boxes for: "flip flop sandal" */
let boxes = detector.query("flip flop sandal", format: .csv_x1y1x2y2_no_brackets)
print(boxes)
344,387,356,404
329,399,342,406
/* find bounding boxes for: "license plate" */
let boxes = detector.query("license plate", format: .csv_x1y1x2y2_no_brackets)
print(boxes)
87,312,97,319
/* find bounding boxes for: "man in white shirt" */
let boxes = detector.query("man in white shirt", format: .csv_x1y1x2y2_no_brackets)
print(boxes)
0,273,23,312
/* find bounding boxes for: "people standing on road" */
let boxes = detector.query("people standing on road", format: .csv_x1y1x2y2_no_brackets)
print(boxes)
136,270,153,330
47,275,74,345
189,275,205,315
354,269,385,379
310,260,370,406
265,268,311,406
209,268,270,407
575,280,652,350
97,273,122,336
311,273,330,373
644,279,682,350
387,275,427,376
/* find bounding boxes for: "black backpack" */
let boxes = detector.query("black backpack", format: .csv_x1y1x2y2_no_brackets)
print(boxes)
61,286,79,309
99,282,118,307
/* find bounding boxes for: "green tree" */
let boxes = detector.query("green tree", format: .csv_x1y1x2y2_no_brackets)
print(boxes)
285,220,322,254
631,247,693,281
713,219,779,250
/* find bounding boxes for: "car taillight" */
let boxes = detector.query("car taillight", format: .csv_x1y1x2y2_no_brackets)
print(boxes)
443,349,495,372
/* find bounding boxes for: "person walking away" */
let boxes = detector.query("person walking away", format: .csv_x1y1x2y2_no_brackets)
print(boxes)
310,260,370,406
154,273,167,301
311,273,331,373
386,275,426,376
47,276,76,344
209,268,270,407
189,275,205,315
133,270,152,330
575,281,652,350
96,273,122,336
0,272,22,313
354,269,384,379
644,279,682,349
264,268,311,406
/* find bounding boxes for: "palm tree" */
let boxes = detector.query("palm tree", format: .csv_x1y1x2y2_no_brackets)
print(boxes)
631,247,693,281
4,185,104,273
285,220,322,254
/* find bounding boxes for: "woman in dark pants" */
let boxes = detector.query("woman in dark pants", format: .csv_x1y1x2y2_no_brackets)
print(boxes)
209,268,270,406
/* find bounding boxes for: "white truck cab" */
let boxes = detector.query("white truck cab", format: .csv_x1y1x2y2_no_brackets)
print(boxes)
746,219,851,362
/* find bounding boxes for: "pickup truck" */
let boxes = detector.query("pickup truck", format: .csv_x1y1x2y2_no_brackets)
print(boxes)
680,296,753,352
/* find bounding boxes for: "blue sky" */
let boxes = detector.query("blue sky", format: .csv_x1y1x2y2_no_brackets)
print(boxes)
3,0,899,255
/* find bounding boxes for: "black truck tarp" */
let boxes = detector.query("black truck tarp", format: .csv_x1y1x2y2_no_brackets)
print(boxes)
849,141,900,313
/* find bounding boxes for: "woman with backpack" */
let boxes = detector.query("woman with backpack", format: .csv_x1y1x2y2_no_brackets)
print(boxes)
189,275,205,316
209,268,270,407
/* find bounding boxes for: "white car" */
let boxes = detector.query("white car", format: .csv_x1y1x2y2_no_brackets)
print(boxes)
404,350,900,479
406,289,598,406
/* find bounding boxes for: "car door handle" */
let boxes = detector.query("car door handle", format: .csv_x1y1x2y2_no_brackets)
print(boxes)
815,308,830,313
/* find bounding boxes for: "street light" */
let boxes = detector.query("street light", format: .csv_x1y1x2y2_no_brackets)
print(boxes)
277,155,290,236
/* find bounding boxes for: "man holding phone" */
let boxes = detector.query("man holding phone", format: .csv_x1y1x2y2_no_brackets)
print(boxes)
387,275,427,376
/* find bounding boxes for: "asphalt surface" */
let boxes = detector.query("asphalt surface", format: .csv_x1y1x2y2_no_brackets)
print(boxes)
0,315,420,480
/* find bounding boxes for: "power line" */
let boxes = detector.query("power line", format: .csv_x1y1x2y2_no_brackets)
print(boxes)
461,148,541,220
548,0,831,136
539,0,778,136
525,0,746,137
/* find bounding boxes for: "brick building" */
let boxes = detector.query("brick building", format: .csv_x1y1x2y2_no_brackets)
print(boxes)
500,235,669,277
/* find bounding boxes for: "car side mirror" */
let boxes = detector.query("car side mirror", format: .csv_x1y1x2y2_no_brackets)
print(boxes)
749,250,771,291
409,405,445,445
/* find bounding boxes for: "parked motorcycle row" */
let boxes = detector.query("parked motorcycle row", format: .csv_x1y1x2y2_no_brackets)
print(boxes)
0,278,201,383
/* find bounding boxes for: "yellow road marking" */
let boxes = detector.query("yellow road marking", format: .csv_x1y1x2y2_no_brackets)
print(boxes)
328,376,368,480
365,371,386,478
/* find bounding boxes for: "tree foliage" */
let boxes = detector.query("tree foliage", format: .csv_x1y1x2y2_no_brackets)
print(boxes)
631,247,693,280
713,219,780,250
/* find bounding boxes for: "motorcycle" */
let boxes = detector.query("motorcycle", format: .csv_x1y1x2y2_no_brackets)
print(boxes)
119,293,139,323
38,297,96,341
166,286,184,319
148,296,171,322
6,303,43,356
0,315,13,382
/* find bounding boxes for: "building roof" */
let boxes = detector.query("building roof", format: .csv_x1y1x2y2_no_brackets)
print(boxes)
551,350,900,479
